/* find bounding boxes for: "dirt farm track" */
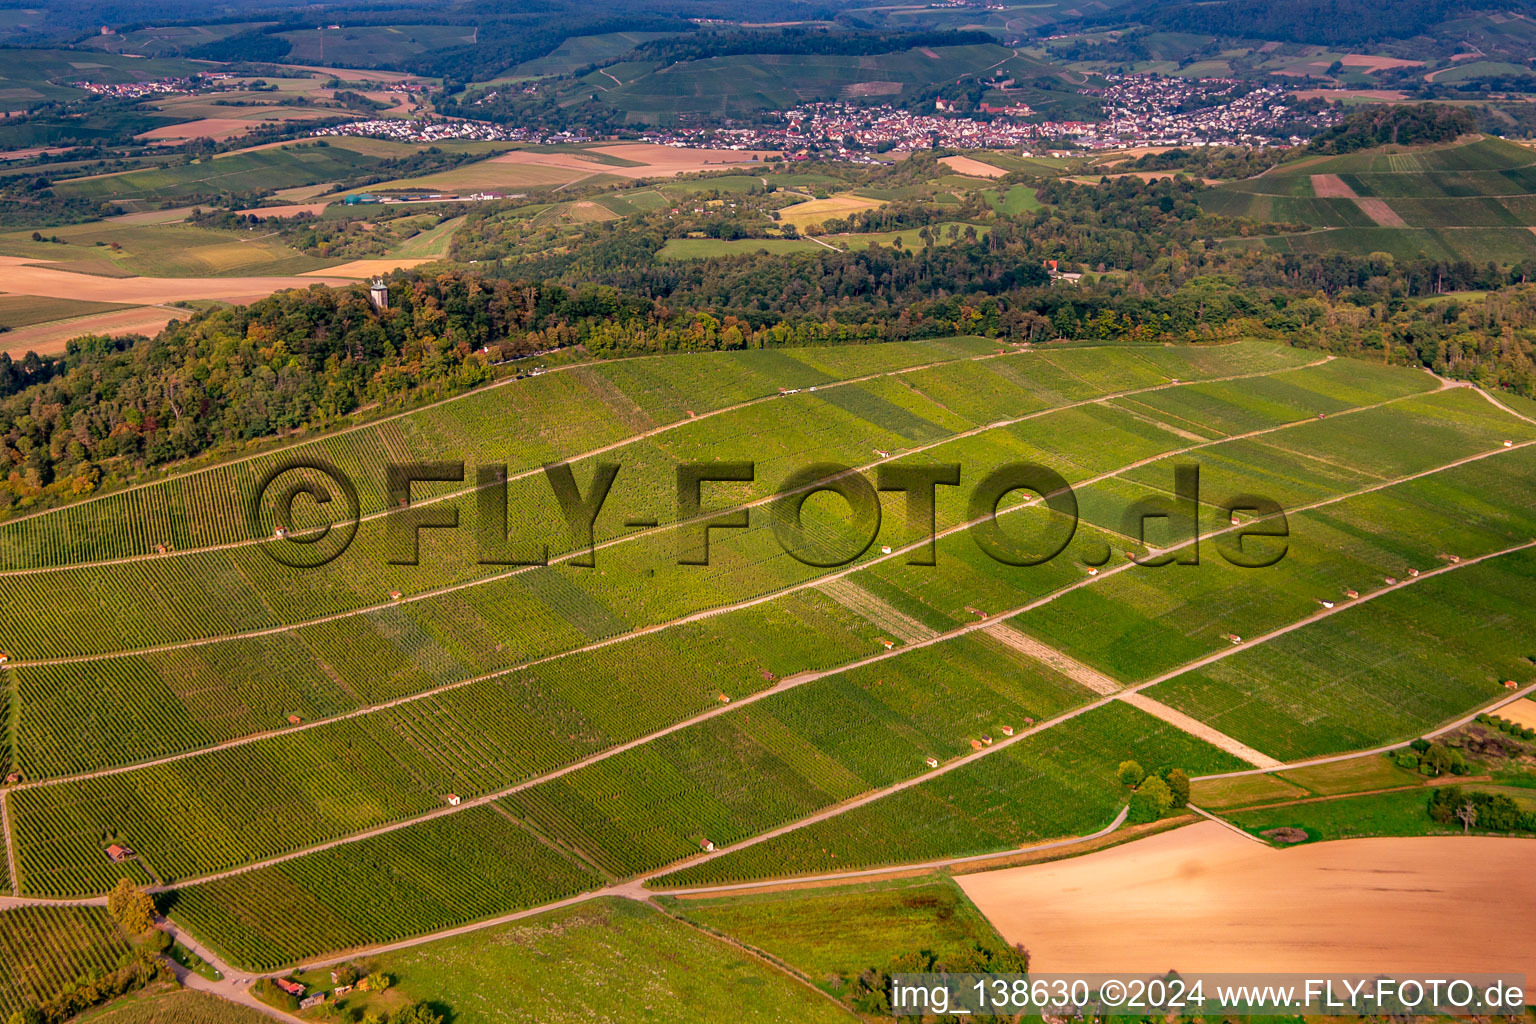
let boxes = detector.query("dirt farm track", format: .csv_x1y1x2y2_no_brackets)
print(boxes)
958,822,1536,975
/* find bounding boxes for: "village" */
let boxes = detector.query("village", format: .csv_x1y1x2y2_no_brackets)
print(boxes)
322,72,1335,159
71,72,236,100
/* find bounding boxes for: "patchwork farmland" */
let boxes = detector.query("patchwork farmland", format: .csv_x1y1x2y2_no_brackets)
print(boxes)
1202,135,1536,262
2,335,1536,985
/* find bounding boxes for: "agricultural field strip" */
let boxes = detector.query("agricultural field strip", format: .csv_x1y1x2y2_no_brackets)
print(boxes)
632,536,1536,887
1190,680,1536,784
1117,692,1285,769
14,421,1531,901
1,354,1334,665
1182,802,1269,844
647,806,1136,899
242,805,1139,978
0,373,1489,814
0,348,1000,578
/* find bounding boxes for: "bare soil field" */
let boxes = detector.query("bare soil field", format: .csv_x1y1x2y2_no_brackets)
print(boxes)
0,305,191,357
1292,89,1409,102
940,155,1008,178
958,821,1536,975
584,143,776,178
1310,174,1358,198
300,257,433,277
1354,197,1409,227
1499,698,1536,730
234,203,330,219
1340,54,1424,71
137,112,332,143
0,257,352,303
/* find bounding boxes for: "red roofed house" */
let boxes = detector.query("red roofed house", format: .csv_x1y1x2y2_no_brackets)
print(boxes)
275,979,305,997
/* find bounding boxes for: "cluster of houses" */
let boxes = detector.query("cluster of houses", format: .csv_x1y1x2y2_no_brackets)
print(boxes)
321,117,592,146
617,72,1335,156
72,72,234,100
325,66,1336,163
1086,74,1332,149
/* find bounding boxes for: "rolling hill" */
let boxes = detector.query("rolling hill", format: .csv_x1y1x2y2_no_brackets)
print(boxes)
1203,135,1536,263
552,43,1026,123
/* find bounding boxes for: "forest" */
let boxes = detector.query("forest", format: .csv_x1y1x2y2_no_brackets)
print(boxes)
1305,104,1476,154
626,28,994,64
1098,0,1534,47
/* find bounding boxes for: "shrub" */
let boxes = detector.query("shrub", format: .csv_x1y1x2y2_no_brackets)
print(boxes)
1128,775,1174,823
1116,760,1146,787
1163,768,1191,808
106,879,155,937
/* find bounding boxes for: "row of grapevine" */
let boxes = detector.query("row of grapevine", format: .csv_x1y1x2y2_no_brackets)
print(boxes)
0,906,133,1018
168,807,598,971
0,339,1004,571
497,627,1098,882
656,702,1249,888
6,587,890,893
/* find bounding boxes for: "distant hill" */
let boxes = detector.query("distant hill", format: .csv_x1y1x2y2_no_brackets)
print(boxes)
540,42,1034,125
1103,0,1536,47
1202,134,1536,264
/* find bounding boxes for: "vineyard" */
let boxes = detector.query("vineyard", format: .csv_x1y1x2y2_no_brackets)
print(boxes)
1149,547,1536,760
8,589,886,892
167,806,598,971
4,337,1536,974
0,337,995,570
0,906,132,1018
502,631,1094,878
0,341,1326,784
655,702,1249,887
0,342,1309,663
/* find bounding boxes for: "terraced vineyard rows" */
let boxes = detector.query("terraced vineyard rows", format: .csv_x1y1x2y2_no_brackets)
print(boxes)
501,632,1095,878
0,342,1312,663
0,344,1328,782
167,806,597,971
0,906,132,1018
12,353,1536,896
6,589,886,892
653,703,1252,887
0,338,996,570
8,339,1536,977
1148,546,1536,760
